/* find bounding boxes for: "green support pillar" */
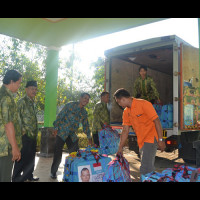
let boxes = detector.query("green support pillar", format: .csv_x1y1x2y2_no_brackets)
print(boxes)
44,46,60,127
198,19,200,86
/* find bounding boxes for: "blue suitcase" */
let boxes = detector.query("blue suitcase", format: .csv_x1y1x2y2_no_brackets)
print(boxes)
141,164,200,182
63,147,111,182
153,104,162,119
98,125,120,155
160,104,173,128
102,153,132,182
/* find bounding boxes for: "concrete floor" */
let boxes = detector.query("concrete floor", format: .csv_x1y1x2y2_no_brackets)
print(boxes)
32,147,195,182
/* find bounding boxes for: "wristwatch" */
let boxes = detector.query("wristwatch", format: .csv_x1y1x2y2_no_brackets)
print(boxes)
158,138,165,142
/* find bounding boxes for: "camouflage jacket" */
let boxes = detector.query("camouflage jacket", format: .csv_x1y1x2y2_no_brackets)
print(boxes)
92,101,110,134
53,102,91,142
0,85,22,157
133,75,159,101
17,95,38,140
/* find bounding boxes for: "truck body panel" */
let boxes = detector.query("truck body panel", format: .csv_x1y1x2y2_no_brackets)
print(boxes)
104,35,200,156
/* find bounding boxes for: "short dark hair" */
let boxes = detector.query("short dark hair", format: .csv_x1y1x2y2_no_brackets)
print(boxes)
113,88,130,99
26,80,37,88
81,168,90,174
3,69,22,85
80,92,90,98
100,91,109,98
139,65,147,72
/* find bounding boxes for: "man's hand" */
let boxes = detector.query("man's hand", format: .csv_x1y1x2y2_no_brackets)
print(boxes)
5,122,21,162
117,146,123,155
117,125,129,156
12,146,21,162
158,141,166,152
53,129,58,137
154,118,166,152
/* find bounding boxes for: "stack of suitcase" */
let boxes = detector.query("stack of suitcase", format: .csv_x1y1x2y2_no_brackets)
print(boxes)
153,103,173,129
63,126,131,182
63,146,111,182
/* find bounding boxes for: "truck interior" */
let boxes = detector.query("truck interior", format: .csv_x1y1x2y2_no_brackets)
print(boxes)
109,44,174,123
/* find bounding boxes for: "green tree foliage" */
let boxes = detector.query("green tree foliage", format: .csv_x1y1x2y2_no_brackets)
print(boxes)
90,57,105,102
0,35,106,128
0,36,47,111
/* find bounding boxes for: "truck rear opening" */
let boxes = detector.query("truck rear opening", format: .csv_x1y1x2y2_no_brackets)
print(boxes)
105,35,200,158
107,38,174,135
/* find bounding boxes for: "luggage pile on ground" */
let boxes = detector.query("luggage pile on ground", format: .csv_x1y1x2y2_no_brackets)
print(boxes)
153,103,173,129
141,164,200,182
63,125,131,182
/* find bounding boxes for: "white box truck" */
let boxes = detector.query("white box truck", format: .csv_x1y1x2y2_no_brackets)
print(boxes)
104,35,200,163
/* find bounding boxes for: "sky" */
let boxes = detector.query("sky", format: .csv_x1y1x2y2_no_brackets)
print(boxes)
59,18,199,80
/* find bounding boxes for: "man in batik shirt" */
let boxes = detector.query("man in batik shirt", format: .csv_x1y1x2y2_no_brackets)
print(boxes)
12,80,39,182
0,70,22,182
92,92,110,147
133,65,160,104
50,93,92,179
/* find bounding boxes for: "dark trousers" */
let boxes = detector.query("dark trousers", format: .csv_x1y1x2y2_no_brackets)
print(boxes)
51,135,79,175
92,132,100,147
0,153,13,182
12,134,37,182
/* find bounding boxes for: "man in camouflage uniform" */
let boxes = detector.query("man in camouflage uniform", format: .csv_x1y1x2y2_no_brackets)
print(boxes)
12,81,39,182
133,66,160,104
92,92,110,147
0,70,22,182
50,93,92,179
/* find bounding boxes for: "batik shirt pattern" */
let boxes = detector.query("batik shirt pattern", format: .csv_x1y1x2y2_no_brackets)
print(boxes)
133,75,160,101
92,102,110,134
53,102,91,142
0,85,22,157
17,95,38,140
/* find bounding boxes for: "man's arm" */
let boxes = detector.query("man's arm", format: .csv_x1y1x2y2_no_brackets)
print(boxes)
5,122,21,161
154,117,166,152
2,96,21,161
117,125,130,155
53,103,69,128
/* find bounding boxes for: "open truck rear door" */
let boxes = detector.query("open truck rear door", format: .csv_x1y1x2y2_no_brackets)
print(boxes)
180,43,200,130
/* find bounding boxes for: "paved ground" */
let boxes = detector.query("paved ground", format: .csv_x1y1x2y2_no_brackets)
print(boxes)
33,147,196,182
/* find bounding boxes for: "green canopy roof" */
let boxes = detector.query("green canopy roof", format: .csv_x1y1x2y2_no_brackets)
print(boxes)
0,18,168,47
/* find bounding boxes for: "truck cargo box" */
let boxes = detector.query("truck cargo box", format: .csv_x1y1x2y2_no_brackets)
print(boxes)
104,35,200,163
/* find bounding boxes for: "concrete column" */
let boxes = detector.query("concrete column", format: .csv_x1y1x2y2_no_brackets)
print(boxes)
198,19,200,82
44,46,60,127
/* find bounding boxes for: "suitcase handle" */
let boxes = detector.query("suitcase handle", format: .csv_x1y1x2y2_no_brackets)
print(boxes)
116,153,124,163
116,153,129,172
77,147,101,164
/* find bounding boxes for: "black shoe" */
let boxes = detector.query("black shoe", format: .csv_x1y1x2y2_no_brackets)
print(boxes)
27,177,39,182
50,173,57,179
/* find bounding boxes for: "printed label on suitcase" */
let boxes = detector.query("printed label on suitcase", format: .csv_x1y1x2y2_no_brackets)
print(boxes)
92,173,105,182
77,163,105,182
78,165,92,182
93,162,102,171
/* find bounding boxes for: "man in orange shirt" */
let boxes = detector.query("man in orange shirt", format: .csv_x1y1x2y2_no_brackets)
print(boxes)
113,88,166,176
